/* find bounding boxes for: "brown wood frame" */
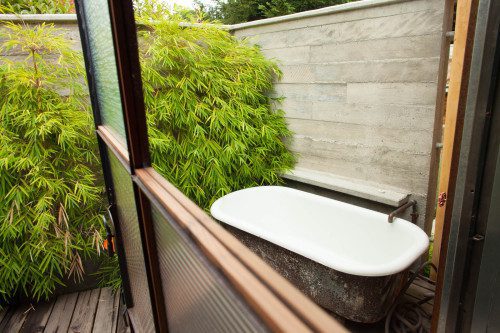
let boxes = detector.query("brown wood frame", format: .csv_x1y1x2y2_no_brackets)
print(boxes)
73,0,135,307
81,0,347,331
96,126,346,332
423,0,455,239
105,0,167,331
431,0,480,331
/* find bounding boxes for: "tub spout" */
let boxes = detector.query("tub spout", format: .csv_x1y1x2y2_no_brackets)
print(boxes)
388,200,418,223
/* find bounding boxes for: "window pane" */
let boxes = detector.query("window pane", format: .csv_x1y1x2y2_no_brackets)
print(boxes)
83,0,127,144
108,151,154,333
137,14,295,213
150,204,268,332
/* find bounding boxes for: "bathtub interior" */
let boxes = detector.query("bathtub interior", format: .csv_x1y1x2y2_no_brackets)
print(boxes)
211,186,429,277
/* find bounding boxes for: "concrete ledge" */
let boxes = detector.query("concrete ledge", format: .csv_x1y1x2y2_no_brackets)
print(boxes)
283,167,409,207
0,14,77,23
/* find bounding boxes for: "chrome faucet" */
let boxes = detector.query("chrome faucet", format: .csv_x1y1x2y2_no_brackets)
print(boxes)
388,200,418,223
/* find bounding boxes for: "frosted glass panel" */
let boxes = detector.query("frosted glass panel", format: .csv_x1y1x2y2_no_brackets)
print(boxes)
83,0,127,144
150,205,268,332
108,151,154,333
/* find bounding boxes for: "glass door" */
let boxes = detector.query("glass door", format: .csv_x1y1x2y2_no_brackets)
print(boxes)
75,1,345,332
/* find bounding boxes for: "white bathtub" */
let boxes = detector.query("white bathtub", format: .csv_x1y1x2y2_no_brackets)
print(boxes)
211,186,429,276
211,186,430,322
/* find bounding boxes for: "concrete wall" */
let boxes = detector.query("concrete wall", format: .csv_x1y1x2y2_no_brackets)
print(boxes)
231,0,445,229
0,1,446,230
0,15,81,64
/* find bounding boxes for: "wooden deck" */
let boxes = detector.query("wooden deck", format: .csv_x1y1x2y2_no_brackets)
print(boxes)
345,276,435,332
0,278,434,333
405,276,435,317
0,288,130,333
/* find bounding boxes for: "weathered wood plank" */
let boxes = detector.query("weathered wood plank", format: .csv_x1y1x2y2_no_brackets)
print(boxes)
92,288,119,333
0,308,9,325
431,0,479,286
110,291,120,333
20,300,55,333
0,308,15,331
412,276,436,292
0,304,31,332
69,288,100,333
115,296,131,333
44,292,79,333
403,291,433,316
407,285,434,303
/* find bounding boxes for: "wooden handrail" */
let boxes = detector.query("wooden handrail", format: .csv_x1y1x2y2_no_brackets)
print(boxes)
134,167,347,333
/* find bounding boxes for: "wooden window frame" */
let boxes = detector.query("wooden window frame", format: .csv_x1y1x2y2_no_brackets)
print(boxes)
76,0,346,332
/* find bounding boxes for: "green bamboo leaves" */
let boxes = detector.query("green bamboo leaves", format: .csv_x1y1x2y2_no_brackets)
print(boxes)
0,22,105,302
139,12,296,210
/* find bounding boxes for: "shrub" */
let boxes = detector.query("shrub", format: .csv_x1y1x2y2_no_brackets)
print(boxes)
139,13,296,210
202,0,357,24
1,0,74,14
0,21,105,302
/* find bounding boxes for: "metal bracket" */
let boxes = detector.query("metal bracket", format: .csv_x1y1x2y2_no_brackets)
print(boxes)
471,234,485,242
438,192,447,207
102,212,115,257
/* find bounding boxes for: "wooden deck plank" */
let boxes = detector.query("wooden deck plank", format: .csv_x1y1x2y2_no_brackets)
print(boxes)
0,304,31,332
111,291,120,333
407,284,435,304
413,276,436,292
0,289,121,332
403,293,433,314
0,308,8,324
404,278,435,316
69,288,101,333
116,296,131,333
20,300,55,333
44,292,79,333
0,308,15,331
92,288,119,333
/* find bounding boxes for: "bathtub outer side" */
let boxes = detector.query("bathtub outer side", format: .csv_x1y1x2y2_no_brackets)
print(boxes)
225,225,408,323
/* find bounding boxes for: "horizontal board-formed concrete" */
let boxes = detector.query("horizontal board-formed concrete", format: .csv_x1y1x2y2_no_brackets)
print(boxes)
0,2,445,230
232,0,445,229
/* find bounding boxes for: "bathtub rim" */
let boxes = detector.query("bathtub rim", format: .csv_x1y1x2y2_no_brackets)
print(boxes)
211,186,430,277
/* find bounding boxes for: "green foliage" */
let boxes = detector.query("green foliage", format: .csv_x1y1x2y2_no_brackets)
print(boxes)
205,0,357,24
0,21,105,302
95,256,121,292
138,11,295,210
0,0,73,14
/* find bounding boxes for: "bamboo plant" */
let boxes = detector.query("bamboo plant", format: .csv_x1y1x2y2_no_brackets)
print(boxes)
139,11,296,210
0,21,105,302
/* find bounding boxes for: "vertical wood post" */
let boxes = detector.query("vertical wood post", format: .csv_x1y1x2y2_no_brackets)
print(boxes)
431,0,479,330
431,0,479,276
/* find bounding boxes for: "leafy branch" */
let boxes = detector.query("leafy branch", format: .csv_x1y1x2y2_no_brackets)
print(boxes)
0,20,105,303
